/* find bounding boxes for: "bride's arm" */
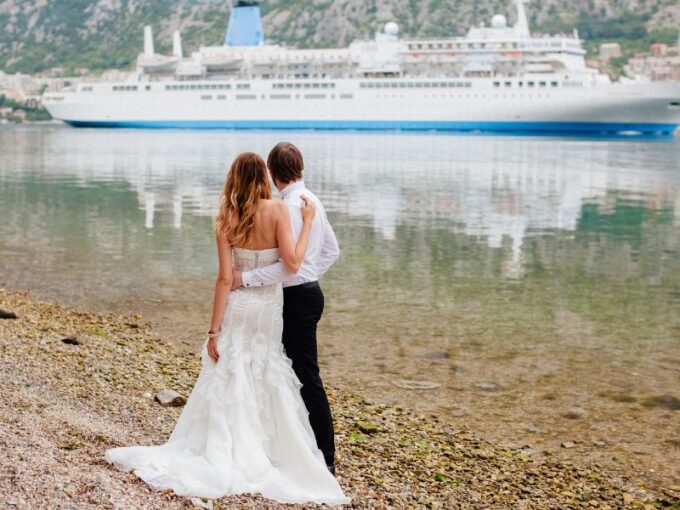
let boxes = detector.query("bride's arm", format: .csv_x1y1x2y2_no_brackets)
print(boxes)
207,231,233,362
276,195,316,273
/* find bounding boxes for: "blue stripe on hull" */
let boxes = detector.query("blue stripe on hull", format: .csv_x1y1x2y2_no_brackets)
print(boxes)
64,119,679,135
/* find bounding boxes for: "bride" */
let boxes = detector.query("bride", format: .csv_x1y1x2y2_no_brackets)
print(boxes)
105,152,350,506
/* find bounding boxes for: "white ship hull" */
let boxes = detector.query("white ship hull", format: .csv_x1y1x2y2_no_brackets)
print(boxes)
44,78,680,135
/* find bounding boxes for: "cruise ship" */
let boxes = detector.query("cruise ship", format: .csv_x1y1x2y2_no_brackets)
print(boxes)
43,0,680,135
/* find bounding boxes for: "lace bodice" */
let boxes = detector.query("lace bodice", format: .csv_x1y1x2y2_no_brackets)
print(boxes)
233,247,280,272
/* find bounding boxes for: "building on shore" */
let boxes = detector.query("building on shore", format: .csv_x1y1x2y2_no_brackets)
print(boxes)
599,43,622,62
625,43,680,81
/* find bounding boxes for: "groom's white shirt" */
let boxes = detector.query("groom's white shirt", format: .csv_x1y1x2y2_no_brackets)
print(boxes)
241,180,339,288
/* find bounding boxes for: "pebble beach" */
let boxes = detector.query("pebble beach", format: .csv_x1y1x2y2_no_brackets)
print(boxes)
1,287,678,509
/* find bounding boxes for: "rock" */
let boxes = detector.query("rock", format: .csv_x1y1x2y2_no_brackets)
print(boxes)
622,493,636,505
640,394,680,411
356,421,379,434
61,336,83,345
420,351,449,360
0,308,17,319
561,441,576,449
154,389,186,407
562,408,586,420
475,382,500,392
525,425,548,434
392,379,441,390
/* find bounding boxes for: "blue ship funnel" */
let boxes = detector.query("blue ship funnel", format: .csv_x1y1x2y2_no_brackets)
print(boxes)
224,1,264,46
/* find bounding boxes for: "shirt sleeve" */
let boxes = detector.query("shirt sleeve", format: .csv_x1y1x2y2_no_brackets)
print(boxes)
316,215,340,277
241,261,298,288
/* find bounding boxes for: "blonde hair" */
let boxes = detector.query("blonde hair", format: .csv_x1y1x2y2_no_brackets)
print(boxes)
214,152,272,246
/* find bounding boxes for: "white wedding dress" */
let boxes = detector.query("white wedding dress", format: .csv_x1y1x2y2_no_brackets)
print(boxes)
105,247,350,506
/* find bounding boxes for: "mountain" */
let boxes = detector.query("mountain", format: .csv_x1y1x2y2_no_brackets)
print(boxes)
0,0,678,74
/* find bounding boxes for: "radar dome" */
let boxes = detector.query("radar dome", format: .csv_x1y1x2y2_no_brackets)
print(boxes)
491,14,507,29
384,22,399,36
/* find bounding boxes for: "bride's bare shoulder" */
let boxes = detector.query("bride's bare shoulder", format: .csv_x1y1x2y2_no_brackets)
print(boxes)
260,198,287,214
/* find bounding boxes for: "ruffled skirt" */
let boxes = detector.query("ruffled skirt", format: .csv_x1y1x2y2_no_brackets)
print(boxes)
105,285,350,506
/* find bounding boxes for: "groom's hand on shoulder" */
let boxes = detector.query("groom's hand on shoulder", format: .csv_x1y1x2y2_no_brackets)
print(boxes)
231,269,243,290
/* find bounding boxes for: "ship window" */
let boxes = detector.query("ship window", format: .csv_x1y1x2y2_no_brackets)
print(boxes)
312,83,320,88
551,81,558,87
271,94,291,99
294,83,302,89
340,94,353,99
146,85,151,91
528,81,535,87
217,95,227,100
82,86,93,92
236,94,256,100
539,82,547,87
304,94,326,99
464,82,472,88
303,83,311,89
423,82,431,88
493,82,500,88
504,82,512,87
518,81,524,87
286,84,293,89
431,83,439,88
201,95,212,100
236,84,250,90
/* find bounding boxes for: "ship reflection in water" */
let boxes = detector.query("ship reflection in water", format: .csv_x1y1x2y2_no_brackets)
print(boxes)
1,125,678,290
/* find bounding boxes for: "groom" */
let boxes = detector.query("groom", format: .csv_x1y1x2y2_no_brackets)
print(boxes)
231,142,340,474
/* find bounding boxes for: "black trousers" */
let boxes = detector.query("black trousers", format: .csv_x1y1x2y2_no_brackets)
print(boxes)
282,281,335,467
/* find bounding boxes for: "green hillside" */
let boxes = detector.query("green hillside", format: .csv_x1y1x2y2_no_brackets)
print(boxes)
0,0,677,74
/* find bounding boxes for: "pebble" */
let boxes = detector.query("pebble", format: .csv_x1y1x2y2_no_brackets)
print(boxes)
561,442,576,449
475,382,501,392
61,336,83,345
154,389,186,407
392,380,441,390
640,394,680,410
562,408,586,420
356,421,379,434
0,308,18,319
525,425,548,434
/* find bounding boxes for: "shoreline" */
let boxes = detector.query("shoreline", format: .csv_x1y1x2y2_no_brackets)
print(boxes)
1,287,678,509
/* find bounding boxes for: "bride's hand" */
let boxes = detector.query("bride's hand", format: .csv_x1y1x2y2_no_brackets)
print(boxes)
207,336,219,362
300,195,316,224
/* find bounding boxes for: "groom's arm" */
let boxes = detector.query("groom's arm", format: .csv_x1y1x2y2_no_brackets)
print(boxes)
239,261,297,288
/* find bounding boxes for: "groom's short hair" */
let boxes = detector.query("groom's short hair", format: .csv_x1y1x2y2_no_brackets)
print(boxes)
267,142,304,184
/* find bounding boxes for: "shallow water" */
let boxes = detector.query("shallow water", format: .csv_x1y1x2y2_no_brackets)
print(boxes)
1,125,679,486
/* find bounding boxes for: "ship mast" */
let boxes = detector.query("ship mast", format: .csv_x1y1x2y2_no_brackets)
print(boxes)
514,0,530,38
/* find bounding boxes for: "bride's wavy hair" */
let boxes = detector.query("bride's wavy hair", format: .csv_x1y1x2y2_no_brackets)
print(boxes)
214,152,272,246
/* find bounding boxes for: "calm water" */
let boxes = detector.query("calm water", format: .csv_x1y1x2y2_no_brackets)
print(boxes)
1,125,680,481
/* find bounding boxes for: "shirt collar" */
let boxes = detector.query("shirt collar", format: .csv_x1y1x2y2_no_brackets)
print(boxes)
279,180,305,199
